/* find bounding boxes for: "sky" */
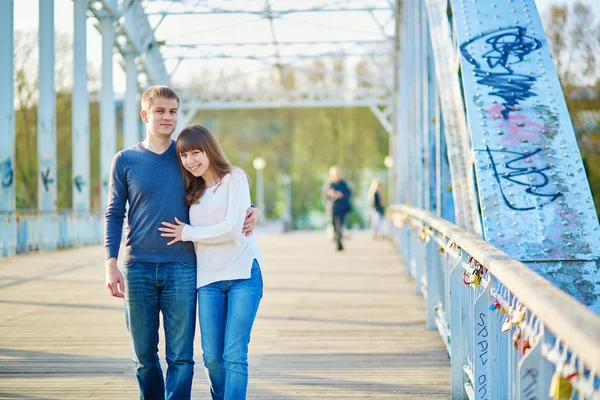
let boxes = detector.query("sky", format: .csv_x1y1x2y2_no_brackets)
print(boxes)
12,0,600,92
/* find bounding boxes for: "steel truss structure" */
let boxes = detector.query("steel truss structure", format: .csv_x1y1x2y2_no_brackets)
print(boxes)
137,0,397,134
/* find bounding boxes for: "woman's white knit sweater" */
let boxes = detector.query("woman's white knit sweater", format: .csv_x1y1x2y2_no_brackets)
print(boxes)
181,168,262,288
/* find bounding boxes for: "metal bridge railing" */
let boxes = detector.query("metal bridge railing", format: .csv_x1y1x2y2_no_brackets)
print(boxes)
0,210,104,257
388,204,600,400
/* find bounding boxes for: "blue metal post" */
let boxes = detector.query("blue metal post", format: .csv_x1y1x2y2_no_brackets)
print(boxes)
100,16,116,210
124,52,139,149
38,0,57,250
425,14,441,330
72,0,90,212
0,0,15,257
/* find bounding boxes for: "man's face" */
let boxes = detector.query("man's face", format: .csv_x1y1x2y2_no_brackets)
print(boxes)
329,168,341,182
141,97,179,138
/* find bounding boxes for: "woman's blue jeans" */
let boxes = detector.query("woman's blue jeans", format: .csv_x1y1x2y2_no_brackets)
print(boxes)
123,261,197,400
198,260,263,400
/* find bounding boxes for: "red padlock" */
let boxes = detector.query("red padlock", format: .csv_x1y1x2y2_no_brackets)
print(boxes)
520,338,531,355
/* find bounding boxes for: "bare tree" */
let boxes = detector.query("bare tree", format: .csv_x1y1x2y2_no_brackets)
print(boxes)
544,2,599,98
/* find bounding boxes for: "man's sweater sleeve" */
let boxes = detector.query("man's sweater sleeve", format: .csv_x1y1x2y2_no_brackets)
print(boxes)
181,169,249,244
104,152,128,260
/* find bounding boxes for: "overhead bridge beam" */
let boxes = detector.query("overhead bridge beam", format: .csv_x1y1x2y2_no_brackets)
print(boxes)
90,0,169,86
179,88,391,110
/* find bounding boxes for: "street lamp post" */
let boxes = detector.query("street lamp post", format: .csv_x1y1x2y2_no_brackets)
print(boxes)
252,157,267,217
384,155,394,205
281,173,292,232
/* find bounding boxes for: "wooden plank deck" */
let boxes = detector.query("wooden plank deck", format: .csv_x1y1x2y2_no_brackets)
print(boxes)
0,231,450,399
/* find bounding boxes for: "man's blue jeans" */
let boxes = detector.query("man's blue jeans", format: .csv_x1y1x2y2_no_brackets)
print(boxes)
198,259,263,400
123,261,197,400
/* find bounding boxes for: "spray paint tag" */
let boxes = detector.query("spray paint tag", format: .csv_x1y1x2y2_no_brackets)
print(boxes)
473,289,491,400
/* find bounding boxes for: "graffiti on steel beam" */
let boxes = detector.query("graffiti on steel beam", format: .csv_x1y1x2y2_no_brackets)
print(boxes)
0,157,14,188
41,167,54,192
460,26,542,119
475,146,562,211
74,175,86,193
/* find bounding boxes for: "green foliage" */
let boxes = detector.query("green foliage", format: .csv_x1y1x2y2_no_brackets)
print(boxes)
194,107,388,222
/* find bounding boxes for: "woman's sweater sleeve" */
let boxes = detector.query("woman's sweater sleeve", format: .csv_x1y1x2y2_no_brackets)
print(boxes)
180,169,249,244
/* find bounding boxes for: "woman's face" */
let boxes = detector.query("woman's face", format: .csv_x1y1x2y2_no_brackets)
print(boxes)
180,149,210,178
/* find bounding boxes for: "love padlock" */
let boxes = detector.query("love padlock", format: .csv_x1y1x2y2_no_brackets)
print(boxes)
462,273,471,285
418,227,427,242
489,300,501,311
470,274,481,289
520,338,531,355
512,328,521,350
501,316,512,332
511,307,526,325
548,371,575,400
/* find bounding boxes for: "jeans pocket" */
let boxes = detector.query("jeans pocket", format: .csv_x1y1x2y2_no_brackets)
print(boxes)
180,261,197,268
251,259,263,294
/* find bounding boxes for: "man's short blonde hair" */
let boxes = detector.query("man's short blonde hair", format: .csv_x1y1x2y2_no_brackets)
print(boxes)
141,85,180,110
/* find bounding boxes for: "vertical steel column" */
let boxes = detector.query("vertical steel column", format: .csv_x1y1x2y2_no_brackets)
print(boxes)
406,0,415,209
396,0,411,263
415,0,425,211
439,114,456,223
395,0,409,206
124,52,139,149
0,0,16,256
412,0,424,291
390,0,401,206
38,0,57,251
427,22,437,215
72,0,90,212
100,16,116,210
425,12,441,330
38,0,57,212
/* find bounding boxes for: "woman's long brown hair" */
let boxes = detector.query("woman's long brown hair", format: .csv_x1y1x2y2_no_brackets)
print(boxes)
176,124,237,206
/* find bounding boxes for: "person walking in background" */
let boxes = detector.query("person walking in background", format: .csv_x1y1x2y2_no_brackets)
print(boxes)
158,125,263,400
368,179,385,240
104,86,260,400
325,166,352,251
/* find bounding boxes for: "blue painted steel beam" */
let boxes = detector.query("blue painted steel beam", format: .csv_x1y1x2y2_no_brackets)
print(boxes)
38,0,57,214
0,0,15,257
449,0,600,311
100,16,116,210
72,0,90,212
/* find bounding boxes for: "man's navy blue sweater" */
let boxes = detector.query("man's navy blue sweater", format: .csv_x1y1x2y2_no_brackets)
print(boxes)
104,141,196,265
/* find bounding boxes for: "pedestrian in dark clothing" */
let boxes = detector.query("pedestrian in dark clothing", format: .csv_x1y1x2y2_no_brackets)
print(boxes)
325,166,352,251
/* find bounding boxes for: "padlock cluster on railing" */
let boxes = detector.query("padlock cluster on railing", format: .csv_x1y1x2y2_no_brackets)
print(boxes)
453,244,598,399
388,204,600,400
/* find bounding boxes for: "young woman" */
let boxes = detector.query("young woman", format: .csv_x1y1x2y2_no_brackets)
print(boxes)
158,124,263,400
368,179,385,240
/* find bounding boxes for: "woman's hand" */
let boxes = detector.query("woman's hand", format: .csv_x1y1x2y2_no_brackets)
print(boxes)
243,207,261,236
159,217,187,245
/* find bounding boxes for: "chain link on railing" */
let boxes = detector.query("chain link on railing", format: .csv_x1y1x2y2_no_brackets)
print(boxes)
388,204,600,400
0,210,104,257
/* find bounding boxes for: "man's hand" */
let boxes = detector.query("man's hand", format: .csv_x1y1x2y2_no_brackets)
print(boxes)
243,207,261,236
105,258,125,299
159,217,187,245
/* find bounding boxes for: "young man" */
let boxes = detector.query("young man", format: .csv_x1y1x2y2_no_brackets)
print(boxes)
104,85,260,400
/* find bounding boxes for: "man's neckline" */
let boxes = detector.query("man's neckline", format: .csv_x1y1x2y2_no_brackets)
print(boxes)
138,140,173,156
